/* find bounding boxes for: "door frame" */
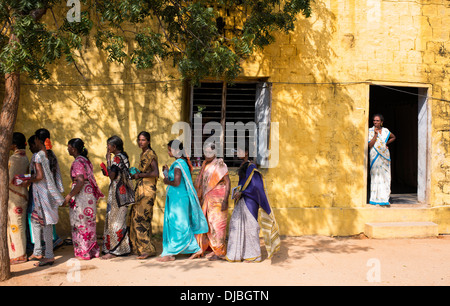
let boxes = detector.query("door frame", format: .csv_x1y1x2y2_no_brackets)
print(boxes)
364,81,432,204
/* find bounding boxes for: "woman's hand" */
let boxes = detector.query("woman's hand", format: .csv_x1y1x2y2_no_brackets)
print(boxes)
106,149,112,165
18,180,31,188
62,194,72,207
221,200,229,211
163,177,171,185
233,191,242,200
131,173,140,180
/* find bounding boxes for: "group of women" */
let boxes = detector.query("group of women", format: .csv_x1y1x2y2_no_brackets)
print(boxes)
7,129,281,267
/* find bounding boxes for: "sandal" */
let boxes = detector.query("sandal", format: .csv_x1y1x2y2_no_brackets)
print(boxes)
34,259,55,267
28,254,43,261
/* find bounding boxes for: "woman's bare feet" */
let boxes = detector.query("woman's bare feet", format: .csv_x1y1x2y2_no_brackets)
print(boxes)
137,253,152,260
188,250,203,259
157,255,175,262
101,253,117,260
207,254,223,261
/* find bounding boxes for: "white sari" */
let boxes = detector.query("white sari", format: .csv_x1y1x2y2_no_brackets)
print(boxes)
368,127,391,206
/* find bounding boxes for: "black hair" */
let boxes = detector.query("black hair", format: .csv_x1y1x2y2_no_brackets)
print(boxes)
137,131,155,154
34,128,58,176
167,139,184,157
68,138,89,160
373,113,384,122
12,132,26,150
27,135,37,153
107,135,128,159
237,138,255,179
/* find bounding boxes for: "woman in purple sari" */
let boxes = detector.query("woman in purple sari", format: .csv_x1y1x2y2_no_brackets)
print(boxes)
225,144,280,262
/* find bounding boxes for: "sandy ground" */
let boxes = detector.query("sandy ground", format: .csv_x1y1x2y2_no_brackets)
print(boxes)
1,235,450,287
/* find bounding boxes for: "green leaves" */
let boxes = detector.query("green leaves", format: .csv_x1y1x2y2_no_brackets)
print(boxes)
0,0,311,83
0,1,93,80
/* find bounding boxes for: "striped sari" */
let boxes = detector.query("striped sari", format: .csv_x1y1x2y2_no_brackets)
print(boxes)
226,162,280,262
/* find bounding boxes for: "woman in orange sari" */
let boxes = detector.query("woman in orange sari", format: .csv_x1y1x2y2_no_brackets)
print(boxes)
192,143,230,260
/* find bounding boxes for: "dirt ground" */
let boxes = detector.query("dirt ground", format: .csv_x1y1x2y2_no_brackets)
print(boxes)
1,235,450,286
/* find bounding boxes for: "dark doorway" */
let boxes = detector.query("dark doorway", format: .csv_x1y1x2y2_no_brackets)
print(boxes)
368,85,419,203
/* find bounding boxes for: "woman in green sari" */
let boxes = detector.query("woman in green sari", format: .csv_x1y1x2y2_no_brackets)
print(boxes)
157,140,208,262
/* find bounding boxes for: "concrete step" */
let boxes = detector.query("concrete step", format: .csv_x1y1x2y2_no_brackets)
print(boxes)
364,221,438,239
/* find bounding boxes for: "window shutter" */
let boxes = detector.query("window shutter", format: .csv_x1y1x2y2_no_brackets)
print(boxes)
255,82,272,168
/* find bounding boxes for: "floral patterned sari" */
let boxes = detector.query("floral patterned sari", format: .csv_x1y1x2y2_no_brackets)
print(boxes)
102,153,132,256
69,156,104,259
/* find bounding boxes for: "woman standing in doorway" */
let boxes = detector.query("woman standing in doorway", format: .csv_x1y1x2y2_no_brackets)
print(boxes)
130,131,159,259
368,114,396,207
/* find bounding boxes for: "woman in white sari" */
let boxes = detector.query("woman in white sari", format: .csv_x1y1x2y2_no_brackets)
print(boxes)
368,114,396,207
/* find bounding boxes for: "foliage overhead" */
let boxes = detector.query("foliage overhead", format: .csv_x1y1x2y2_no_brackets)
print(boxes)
0,0,311,84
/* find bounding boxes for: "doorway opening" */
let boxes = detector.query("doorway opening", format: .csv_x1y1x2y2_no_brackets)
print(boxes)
367,84,429,205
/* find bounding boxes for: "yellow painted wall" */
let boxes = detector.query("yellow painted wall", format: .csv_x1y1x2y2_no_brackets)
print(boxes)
2,0,450,238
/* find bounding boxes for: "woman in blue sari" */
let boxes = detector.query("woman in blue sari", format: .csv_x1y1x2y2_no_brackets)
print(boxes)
226,143,280,262
157,140,208,262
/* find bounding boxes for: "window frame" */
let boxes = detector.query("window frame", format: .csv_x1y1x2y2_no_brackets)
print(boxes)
188,79,272,168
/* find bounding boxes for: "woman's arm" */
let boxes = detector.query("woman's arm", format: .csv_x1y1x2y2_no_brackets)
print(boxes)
221,174,231,211
29,163,43,183
136,159,159,179
386,132,396,147
368,130,378,148
20,162,43,188
163,168,181,187
63,174,84,206
108,168,117,180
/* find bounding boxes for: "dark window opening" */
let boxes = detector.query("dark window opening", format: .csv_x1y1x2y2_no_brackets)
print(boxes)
190,81,270,168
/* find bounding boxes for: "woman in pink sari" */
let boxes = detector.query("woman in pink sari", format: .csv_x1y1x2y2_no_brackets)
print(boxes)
64,138,104,260
192,143,230,260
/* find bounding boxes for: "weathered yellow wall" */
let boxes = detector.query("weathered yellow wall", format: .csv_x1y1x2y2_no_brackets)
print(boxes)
2,0,450,238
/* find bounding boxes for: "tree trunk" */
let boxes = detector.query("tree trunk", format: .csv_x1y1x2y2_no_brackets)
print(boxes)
0,7,47,282
0,72,20,282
